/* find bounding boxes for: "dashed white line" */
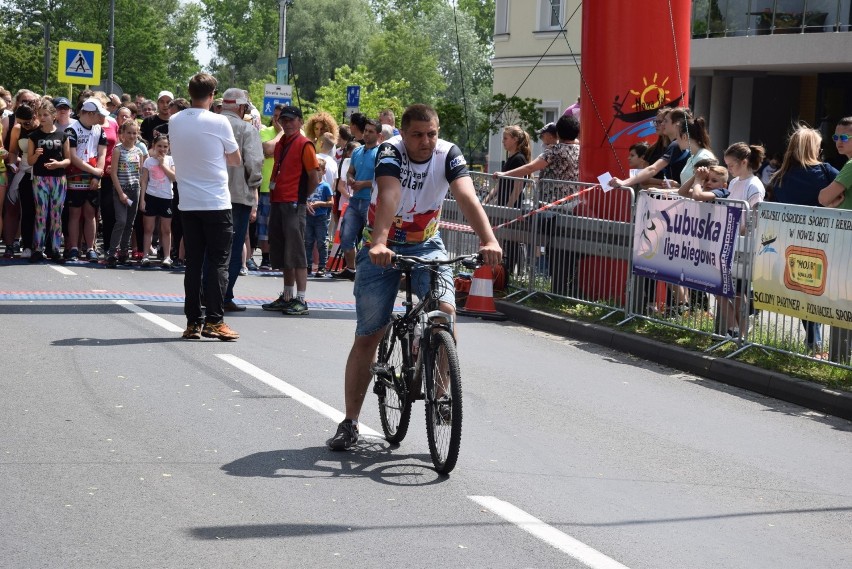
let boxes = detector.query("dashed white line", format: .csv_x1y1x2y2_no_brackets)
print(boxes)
469,496,631,569
49,265,76,276
114,299,184,333
216,354,381,437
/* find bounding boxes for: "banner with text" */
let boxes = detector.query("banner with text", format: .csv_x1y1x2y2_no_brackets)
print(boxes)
632,193,742,297
752,203,852,330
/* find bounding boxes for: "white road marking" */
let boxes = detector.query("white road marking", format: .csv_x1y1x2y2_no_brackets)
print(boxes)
49,265,76,276
114,300,184,333
468,496,631,569
216,354,381,437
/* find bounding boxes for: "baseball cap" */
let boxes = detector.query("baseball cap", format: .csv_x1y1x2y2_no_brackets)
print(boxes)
221,88,248,105
157,90,174,101
81,98,110,116
537,122,557,136
278,105,302,120
52,97,71,109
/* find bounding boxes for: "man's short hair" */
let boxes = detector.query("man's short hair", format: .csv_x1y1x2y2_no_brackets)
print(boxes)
379,108,395,124
556,114,579,141
380,124,395,141
349,112,367,132
363,118,380,133
187,73,217,101
401,104,439,131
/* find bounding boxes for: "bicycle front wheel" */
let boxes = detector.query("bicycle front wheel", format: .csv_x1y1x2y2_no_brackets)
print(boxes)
376,318,413,443
424,329,463,474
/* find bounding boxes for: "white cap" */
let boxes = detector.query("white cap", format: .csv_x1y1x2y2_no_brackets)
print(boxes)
221,87,248,105
157,90,174,101
80,98,109,116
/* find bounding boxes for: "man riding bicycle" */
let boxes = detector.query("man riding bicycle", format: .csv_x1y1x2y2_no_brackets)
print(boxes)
328,104,502,451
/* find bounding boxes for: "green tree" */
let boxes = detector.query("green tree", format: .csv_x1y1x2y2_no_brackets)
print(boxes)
424,4,493,155
364,13,444,106
0,0,200,98
285,0,377,101
200,0,278,88
314,64,407,125
480,94,544,141
457,0,495,47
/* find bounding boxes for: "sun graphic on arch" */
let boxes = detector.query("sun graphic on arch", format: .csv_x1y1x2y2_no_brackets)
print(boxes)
630,73,672,111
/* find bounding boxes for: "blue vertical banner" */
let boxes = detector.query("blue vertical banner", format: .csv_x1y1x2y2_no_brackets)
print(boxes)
276,57,289,85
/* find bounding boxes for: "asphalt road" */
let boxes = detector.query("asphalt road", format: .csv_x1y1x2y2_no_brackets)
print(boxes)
1,259,850,569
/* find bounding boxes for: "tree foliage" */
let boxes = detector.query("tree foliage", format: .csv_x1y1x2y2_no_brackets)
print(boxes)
0,0,199,98
314,64,407,126
281,0,377,101
457,0,495,47
480,94,544,141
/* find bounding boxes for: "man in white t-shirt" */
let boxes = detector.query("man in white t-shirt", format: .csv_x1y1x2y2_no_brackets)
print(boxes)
168,73,242,341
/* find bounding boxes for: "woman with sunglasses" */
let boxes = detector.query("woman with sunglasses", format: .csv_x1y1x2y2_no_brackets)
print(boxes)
819,117,852,209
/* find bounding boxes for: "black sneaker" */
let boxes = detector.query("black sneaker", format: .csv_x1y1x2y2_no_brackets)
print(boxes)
281,298,309,316
333,268,356,281
106,255,117,268
328,420,359,451
50,251,66,264
261,293,289,311
29,250,44,263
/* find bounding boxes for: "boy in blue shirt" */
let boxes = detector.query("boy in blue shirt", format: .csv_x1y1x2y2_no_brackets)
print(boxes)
305,158,334,276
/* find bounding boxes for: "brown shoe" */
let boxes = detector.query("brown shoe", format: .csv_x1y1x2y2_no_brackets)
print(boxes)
201,321,240,341
182,322,202,340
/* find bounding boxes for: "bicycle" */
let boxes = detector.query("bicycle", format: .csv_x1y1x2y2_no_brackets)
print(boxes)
370,252,481,474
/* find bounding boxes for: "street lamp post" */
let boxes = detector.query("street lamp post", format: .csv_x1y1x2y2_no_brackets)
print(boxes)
14,8,48,95
278,0,293,59
278,0,294,85
42,17,50,96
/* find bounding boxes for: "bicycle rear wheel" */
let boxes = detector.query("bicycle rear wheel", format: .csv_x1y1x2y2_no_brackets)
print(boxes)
424,329,463,474
375,318,413,443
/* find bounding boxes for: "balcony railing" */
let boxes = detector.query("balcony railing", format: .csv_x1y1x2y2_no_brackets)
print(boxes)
692,0,851,38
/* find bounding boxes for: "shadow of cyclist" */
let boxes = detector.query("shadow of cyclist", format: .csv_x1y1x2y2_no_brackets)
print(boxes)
221,438,446,486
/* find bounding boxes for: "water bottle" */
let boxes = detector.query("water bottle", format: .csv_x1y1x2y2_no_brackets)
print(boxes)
412,322,423,357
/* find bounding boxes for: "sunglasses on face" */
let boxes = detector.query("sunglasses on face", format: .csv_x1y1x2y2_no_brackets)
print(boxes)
833,134,850,142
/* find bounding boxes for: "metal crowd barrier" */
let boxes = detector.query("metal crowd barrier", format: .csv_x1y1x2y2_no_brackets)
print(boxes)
446,173,634,319
440,174,852,371
622,191,755,351
745,201,852,367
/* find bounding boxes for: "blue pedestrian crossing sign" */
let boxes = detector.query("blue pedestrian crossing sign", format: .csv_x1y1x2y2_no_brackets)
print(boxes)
58,41,102,85
346,85,361,108
262,84,293,117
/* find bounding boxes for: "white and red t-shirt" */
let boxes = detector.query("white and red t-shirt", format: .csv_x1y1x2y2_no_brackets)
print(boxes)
367,136,468,245
65,120,107,191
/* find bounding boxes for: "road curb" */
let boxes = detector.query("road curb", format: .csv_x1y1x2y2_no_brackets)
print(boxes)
493,300,852,421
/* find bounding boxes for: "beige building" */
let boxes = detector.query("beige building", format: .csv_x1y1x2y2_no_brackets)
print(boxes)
491,0,852,171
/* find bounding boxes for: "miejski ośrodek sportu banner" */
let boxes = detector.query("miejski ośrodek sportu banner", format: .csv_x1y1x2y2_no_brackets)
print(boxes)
752,203,852,330
632,193,741,297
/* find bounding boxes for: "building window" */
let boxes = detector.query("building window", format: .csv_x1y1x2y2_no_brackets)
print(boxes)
542,107,557,126
539,0,564,31
495,0,509,35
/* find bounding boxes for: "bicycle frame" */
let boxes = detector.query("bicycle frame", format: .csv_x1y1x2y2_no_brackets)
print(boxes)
380,254,478,397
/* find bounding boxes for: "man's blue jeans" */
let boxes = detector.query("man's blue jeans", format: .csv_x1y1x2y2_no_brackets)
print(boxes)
225,203,252,303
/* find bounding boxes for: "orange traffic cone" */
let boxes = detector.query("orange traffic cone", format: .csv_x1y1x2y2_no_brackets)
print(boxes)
326,203,347,271
457,265,506,321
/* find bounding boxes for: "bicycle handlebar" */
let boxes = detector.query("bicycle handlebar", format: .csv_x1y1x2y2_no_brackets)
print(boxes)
391,253,481,269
